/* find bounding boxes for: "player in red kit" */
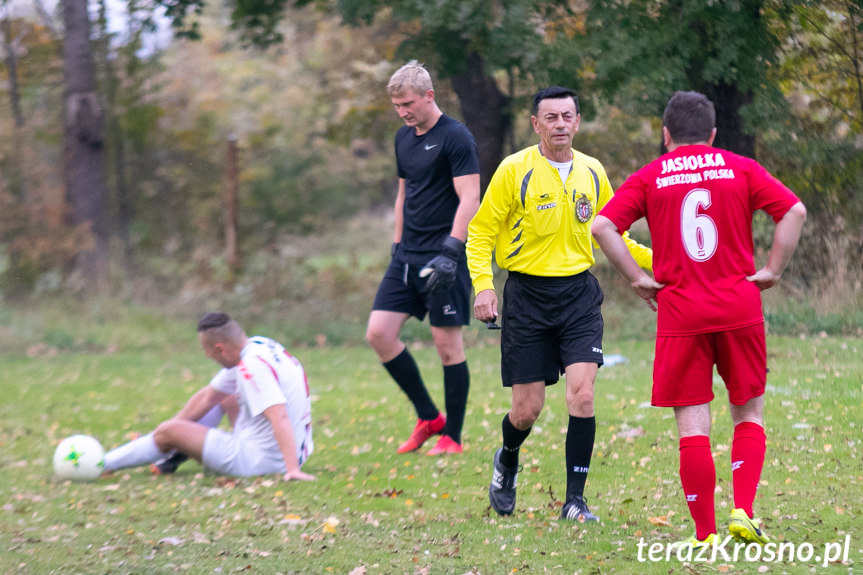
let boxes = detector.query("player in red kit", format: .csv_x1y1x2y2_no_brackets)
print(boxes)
592,91,806,548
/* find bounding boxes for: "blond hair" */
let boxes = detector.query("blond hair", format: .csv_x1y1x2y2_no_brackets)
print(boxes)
387,60,434,97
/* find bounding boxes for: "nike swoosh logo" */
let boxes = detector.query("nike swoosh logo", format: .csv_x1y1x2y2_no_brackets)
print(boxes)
424,144,438,150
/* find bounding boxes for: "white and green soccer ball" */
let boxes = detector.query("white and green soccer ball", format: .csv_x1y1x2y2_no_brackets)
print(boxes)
53,434,105,481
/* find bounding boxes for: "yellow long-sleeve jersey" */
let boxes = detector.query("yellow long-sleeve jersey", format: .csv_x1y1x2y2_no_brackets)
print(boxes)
467,145,652,294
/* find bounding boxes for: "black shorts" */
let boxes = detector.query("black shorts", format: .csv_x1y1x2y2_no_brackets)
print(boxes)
371,255,471,327
500,270,604,387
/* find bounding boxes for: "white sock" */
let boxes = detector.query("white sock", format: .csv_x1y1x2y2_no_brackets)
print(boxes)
197,405,225,428
103,433,166,471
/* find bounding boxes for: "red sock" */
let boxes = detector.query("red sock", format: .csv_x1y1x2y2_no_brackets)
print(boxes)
731,422,766,518
679,435,716,540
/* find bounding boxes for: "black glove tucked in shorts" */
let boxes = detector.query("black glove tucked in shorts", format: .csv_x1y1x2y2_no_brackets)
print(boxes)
419,236,464,296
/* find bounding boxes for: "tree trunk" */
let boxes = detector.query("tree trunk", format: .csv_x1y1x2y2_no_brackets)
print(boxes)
704,80,756,158
97,0,134,274
62,0,109,292
2,2,25,199
449,51,510,193
1,2,24,128
224,137,240,271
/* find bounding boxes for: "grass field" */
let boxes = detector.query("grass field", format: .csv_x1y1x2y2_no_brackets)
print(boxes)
1,324,861,574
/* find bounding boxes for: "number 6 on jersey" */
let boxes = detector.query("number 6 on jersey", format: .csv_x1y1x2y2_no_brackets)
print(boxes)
681,188,717,261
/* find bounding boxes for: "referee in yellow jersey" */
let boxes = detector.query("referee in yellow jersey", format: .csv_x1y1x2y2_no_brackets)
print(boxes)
467,86,653,521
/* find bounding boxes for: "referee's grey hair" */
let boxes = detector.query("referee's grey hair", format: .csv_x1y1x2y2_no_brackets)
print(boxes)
387,60,434,97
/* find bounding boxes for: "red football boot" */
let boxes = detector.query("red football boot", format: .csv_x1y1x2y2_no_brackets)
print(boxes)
397,413,446,454
426,435,462,455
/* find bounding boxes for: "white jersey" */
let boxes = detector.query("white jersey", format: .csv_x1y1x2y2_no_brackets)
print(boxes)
208,336,313,466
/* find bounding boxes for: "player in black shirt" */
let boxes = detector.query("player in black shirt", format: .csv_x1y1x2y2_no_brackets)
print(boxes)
366,61,481,455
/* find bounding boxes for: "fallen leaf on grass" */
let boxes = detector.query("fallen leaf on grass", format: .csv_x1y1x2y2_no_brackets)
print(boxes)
13,493,45,502
158,536,184,546
281,517,307,527
647,516,670,526
377,488,403,498
323,517,340,533
616,427,645,440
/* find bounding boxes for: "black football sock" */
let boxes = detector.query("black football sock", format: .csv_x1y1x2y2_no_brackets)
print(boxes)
442,361,469,443
500,413,532,468
565,415,596,499
383,348,438,420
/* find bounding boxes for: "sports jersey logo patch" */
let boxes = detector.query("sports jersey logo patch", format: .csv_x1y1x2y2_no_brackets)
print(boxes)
537,202,557,211
575,193,593,223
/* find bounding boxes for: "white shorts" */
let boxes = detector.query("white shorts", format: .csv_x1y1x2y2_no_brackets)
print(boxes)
202,429,288,477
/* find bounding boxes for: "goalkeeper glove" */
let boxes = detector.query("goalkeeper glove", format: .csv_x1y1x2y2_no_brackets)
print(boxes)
419,236,464,296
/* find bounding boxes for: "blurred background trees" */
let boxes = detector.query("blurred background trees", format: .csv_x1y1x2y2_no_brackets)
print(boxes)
0,0,860,337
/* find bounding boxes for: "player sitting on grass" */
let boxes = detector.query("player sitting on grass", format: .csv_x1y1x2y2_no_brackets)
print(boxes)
103,312,315,482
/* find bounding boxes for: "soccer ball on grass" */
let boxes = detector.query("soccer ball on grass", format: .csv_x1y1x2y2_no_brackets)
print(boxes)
53,434,105,481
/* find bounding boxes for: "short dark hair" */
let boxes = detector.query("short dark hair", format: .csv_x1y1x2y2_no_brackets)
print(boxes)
198,311,246,346
531,86,580,116
198,311,231,332
663,91,715,144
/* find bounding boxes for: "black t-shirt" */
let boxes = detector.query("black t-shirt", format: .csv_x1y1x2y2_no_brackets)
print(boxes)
395,114,479,263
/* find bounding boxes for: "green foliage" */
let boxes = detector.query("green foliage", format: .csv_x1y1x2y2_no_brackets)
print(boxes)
0,202,91,297
753,0,863,294
242,139,387,237
584,0,779,116
337,0,580,84
3,0,863,317
775,0,863,133
763,0,863,215
244,147,329,233
766,306,863,336
157,0,206,40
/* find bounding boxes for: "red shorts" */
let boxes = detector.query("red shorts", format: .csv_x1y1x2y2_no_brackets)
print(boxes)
652,323,767,407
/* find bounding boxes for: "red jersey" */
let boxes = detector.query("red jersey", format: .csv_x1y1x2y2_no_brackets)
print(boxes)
600,145,800,335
